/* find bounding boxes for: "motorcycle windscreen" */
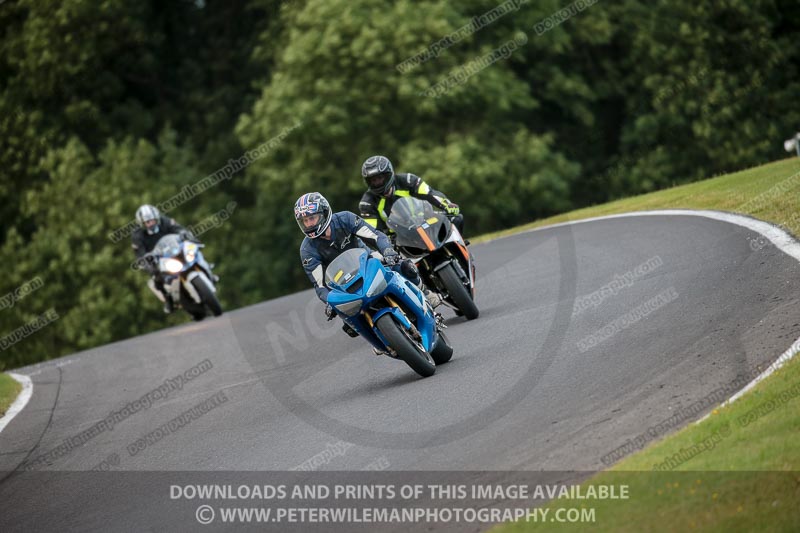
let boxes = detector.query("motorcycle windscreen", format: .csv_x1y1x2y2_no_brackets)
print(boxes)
325,248,367,289
153,234,182,258
386,196,448,252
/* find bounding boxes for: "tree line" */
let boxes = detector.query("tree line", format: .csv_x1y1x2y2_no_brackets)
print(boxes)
1,0,798,369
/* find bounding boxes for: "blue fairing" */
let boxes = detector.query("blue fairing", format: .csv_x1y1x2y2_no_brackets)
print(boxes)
326,249,438,354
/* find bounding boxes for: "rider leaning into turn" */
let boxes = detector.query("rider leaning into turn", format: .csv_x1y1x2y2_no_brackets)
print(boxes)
131,204,194,314
358,155,464,235
295,192,442,342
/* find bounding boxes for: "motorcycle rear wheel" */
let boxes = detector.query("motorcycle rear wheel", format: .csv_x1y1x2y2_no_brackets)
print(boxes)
430,330,453,364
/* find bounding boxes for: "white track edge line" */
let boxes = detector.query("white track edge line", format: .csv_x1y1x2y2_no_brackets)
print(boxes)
0,373,34,434
513,208,800,421
1,210,796,435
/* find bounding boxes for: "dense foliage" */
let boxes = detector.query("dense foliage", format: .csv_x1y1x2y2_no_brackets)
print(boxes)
1,0,798,369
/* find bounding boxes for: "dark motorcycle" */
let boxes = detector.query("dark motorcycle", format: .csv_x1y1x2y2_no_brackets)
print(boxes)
386,196,478,320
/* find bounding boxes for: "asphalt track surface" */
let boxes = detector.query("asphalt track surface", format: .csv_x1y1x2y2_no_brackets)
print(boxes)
2,212,800,531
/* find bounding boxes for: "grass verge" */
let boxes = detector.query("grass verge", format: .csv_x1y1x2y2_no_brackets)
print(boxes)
0,373,22,417
486,157,800,531
475,157,800,243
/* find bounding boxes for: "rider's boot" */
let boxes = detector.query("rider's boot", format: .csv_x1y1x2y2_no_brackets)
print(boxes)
162,293,174,314
421,287,442,308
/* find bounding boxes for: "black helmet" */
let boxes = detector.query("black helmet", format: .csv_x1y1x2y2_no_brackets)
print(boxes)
294,192,332,238
136,204,161,235
361,155,395,196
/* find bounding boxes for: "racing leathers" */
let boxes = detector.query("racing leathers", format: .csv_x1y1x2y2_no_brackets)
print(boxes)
131,215,188,261
358,173,464,234
131,215,190,311
300,211,418,301
299,211,429,337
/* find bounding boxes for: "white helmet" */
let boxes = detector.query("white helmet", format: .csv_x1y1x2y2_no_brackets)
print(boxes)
136,204,161,235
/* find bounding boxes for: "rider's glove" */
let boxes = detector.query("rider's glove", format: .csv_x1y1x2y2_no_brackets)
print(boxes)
179,230,195,242
140,254,158,274
382,248,400,266
442,201,460,216
324,303,337,321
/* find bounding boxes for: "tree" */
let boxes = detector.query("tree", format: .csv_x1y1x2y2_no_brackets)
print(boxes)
235,0,578,297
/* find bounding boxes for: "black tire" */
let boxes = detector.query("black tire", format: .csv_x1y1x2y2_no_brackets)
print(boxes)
438,262,479,320
178,291,205,319
375,314,436,377
191,276,223,316
430,330,453,365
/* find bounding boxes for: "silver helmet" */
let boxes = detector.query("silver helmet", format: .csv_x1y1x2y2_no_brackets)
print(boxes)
136,204,161,235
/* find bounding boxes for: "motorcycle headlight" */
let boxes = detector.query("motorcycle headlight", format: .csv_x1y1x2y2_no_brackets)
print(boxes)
162,258,184,273
366,271,388,297
184,242,197,262
335,299,362,316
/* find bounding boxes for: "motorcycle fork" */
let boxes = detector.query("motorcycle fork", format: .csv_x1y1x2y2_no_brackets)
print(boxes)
385,295,423,342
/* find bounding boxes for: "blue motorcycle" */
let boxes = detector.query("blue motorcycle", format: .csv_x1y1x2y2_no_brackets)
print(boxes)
325,248,454,377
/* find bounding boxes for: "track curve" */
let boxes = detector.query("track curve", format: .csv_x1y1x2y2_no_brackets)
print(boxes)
2,210,800,531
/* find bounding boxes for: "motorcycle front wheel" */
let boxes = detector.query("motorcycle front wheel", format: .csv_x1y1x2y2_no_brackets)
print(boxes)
376,314,436,377
438,262,479,320
191,276,223,316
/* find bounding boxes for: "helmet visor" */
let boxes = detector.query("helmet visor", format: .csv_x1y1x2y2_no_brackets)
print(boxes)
366,172,391,190
299,213,322,230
